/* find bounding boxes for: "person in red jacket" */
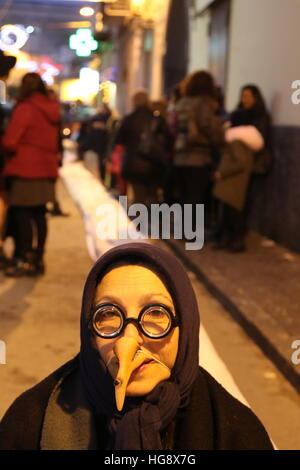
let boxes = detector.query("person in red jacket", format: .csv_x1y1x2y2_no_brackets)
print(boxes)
2,72,60,276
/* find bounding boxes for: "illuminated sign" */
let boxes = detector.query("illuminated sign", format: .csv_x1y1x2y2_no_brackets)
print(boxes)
80,67,100,94
69,29,98,57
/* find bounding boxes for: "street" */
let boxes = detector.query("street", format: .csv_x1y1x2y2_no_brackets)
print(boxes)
0,171,299,450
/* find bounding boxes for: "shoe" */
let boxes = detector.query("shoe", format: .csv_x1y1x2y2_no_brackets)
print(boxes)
5,252,45,278
33,260,45,275
48,202,69,217
49,208,70,217
5,259,36,277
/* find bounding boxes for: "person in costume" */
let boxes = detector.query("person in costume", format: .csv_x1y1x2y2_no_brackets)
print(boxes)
0,243,273,450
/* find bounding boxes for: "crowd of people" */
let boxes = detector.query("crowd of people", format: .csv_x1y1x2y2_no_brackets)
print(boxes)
79,70,272,253
0,49,272,278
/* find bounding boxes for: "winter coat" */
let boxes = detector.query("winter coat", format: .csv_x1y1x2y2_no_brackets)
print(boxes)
0,356,273,450
78,111,111,157
2,92,60,179
115,107,172,185
174,96,224,168
230,107,271,147
213,140,254,211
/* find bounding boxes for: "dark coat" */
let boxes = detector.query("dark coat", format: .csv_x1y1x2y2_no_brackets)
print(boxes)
230,107,271,148
0,356,273,450
78,111,111,156
115,107,172,184
174,96,224,168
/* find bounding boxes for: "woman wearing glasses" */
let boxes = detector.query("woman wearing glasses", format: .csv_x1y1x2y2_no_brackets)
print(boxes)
0,243,273,450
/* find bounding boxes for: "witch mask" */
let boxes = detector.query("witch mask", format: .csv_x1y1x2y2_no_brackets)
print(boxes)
93,265,180,411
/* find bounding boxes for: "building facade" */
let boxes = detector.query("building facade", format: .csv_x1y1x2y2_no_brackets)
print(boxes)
105,0,300,251
189,0,300,252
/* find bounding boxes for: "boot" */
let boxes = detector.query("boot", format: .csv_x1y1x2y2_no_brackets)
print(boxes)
33,258,45,275
48,201,69,217
5,251,44,278
31,249,46,276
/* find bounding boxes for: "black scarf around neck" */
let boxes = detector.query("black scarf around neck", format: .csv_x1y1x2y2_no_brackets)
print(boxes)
79,243,200,450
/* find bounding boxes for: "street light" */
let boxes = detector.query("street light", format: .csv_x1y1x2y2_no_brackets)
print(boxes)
131,0,146,15
80,7,95,17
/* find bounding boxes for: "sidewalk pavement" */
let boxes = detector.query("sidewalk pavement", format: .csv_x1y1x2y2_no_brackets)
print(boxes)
166,232,300,393
0,180,92,418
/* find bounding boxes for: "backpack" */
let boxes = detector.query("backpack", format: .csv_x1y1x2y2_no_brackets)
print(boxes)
132,114,168,185
137,114,166,159
174,107,209,153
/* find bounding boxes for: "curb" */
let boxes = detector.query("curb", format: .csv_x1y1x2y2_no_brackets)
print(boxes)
165,239,300,394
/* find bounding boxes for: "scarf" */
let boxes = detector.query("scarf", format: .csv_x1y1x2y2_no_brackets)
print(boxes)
79,243,200,450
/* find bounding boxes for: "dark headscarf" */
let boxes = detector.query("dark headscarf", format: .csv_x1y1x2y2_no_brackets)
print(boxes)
79,243,200,450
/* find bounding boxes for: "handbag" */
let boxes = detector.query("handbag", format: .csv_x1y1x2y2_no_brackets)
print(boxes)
131,116,168,185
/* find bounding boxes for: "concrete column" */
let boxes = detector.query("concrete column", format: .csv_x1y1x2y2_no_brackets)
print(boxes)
150,0,171,99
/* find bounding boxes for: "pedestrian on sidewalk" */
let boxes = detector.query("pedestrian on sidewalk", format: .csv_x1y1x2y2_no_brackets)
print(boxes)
115,90,171,206
173,71,224,228
213,84,271,252
79,104,112,182
2,72,61,276
0,243,273,450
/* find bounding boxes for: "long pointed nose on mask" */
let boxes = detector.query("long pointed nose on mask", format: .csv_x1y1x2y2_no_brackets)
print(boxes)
107,337,146,412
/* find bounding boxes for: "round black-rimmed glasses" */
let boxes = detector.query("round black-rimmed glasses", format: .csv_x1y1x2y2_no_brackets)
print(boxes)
91,303,180,339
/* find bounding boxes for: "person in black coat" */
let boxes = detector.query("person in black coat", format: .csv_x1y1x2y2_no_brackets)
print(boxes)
0,243,273,450
77,104,112,181
214,85,271,252
115,90,172,206
230,84,271,146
